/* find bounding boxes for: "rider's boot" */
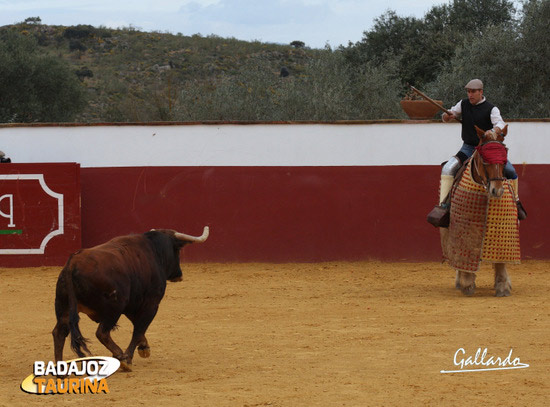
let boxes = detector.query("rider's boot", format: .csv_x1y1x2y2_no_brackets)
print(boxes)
427,175,454,228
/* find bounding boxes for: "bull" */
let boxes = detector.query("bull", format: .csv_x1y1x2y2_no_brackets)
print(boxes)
52,227,209,371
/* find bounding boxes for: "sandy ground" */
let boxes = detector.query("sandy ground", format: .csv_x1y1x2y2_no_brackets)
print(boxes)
1,261,550,406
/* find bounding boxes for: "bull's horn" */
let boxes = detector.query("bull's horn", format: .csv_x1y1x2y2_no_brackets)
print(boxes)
174,226,209,243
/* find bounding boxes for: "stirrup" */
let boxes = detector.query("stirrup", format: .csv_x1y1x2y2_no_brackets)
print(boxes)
427,204,450,228
516,200,527,220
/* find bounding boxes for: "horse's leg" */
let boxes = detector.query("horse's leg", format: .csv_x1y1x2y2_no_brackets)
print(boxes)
458,271,476,296
494,263,512,297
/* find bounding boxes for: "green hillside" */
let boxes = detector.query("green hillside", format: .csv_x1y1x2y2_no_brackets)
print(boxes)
4,1,547,122
3,20,321,122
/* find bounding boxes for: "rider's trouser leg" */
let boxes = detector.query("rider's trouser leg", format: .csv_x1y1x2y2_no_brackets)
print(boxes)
440,156,462,206
511,178,519,200
440,175,454,205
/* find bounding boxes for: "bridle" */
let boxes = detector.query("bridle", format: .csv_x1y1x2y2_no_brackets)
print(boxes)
473,140,508,190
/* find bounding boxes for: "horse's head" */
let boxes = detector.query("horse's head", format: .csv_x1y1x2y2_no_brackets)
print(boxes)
473,125,509,198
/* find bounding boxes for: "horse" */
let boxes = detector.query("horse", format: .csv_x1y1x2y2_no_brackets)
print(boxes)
441,124,520,297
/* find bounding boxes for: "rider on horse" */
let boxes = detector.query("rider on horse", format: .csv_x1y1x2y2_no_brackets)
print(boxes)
438,78,527,221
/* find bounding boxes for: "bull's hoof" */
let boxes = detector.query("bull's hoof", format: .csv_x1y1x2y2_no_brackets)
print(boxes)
138,345,151,358
119,360,133,372
461,284,476,296
116,354,133,371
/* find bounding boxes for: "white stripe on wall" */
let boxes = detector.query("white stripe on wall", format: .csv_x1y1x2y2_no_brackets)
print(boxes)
1,122,548,167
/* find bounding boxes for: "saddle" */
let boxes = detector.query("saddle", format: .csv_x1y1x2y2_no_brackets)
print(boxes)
427,158,527,227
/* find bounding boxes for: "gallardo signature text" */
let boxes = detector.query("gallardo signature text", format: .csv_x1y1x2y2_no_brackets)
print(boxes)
441,347,529,373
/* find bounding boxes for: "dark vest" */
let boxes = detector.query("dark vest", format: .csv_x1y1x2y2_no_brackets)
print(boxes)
460,98,494,146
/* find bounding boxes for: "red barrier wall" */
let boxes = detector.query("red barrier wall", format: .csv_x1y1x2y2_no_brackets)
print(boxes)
0,163,81,267
1,122,547,266
0,162,545,265
79,164,545,263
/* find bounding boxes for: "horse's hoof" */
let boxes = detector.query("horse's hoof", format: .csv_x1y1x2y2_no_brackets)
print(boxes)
461,284,475,296
495,289,511,297
138,346,151,358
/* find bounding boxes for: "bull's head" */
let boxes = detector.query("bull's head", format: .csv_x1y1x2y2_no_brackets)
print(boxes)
147,226,209,282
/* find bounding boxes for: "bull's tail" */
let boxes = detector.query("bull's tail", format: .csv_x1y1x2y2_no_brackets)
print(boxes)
62,260,91,357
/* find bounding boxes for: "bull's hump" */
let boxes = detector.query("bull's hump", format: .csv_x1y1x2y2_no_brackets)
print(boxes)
95,234,144,248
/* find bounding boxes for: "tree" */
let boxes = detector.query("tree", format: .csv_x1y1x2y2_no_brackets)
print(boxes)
446,0,516,34
342,0,516,88
23,17,42,25
426,0,550,119
516,0,550,117
0,29,86,122
290,40,305,49
425,25,520,113
176,49,404,121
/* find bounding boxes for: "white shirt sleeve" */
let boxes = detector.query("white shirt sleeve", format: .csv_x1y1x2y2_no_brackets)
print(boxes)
490,106,506,130
449,100,462,118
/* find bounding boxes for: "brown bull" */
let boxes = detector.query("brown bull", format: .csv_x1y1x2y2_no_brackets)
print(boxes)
52,227,209,371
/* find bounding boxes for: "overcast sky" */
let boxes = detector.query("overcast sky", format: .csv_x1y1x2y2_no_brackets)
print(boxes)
1,0,456,48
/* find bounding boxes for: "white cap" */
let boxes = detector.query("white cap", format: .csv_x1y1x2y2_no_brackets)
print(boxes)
465,79,483,90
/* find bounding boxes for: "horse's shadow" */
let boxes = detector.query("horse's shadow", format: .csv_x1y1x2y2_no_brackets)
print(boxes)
453,286,498,298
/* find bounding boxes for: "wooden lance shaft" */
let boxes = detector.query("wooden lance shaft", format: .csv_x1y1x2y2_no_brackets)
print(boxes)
409,85,462,123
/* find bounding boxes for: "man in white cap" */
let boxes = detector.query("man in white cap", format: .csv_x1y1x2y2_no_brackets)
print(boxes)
436,78,526,220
